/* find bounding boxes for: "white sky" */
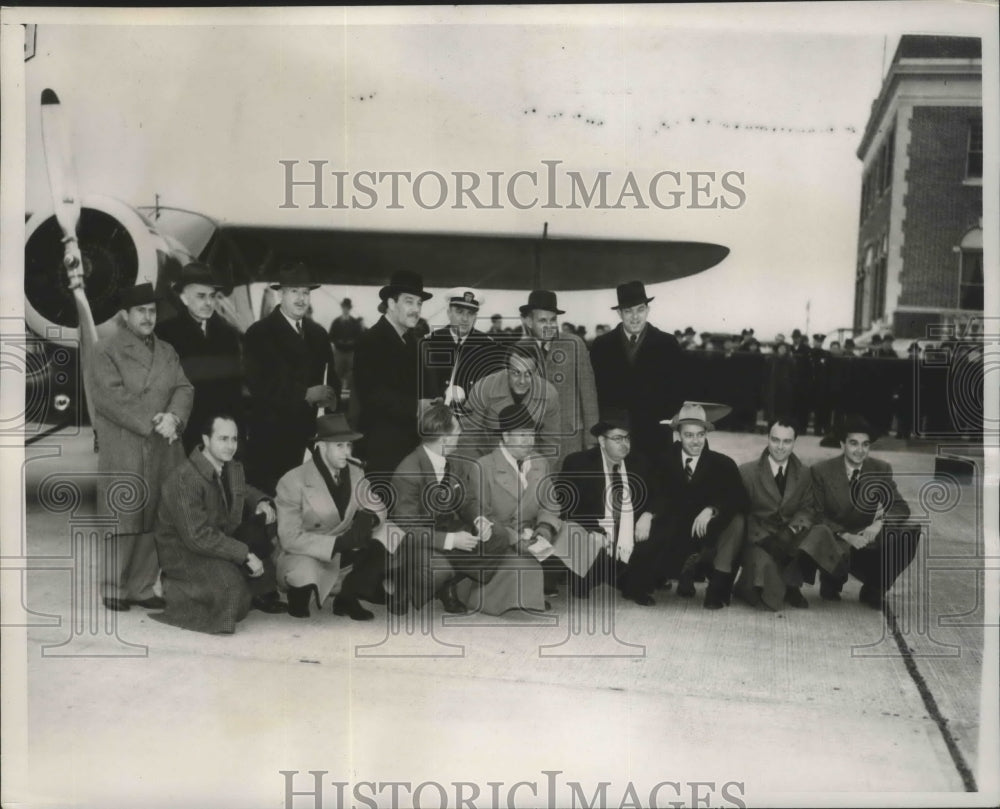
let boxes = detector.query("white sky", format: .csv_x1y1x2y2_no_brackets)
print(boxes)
9,3,998,337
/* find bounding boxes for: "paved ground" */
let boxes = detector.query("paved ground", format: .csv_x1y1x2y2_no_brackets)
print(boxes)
2,429,996,808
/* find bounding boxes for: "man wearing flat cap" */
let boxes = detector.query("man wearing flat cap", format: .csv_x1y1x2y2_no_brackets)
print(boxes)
656,403,748,605
809,415,921,609
156,262,245,453
420,286,500,408
275,414,397,621
89,282,194,612
589,280,683,457
243,263,339,494
516,289,599,465
352,269,433,480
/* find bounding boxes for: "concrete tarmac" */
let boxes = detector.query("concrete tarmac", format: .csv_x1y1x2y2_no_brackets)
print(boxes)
3,429,995,808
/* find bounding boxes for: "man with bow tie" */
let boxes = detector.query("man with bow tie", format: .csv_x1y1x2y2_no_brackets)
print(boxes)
809,415,920,609
734,418,848,611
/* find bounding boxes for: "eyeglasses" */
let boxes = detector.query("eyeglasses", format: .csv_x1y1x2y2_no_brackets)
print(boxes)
604,434,631,444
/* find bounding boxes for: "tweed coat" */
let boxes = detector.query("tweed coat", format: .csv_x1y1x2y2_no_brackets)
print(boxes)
275,459,392,602
516,332,599,462
458,368,561,460
155,308,244,452
243,309,337,492
154,450,270,634
89,315,194,536
589,323,683,455
420,327,502,402
735,450,848,609
352,315,421,476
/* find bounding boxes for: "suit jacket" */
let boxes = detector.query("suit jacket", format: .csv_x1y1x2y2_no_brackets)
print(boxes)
811,454,911,534
89,315,194,534
475,447,562,542
352,315,420,475
659,440,747,531
243,309,338,489
589,323,682,453
557,447,661,533
517,332,599,460
740,451,814,544
156,309,244,450
420,327,501,401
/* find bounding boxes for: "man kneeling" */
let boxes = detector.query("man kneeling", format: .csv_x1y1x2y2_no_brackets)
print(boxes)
154,413,287,634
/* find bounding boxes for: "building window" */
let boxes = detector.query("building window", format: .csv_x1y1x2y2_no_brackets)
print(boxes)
958,228,983,310
881,128,894,192
967,120,983,179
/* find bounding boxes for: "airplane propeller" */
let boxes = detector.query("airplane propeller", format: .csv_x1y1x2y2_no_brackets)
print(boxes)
40,89,100,436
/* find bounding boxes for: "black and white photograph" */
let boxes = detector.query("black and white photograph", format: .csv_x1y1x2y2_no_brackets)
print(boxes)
1,4,997,808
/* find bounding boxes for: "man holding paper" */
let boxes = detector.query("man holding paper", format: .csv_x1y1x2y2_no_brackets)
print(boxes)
810,415,921,609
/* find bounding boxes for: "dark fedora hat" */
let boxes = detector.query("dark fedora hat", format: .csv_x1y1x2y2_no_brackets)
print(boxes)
835,414,881,443
497,403,536,433
612,280,654,310
379,270,433,302
174,261,223,292
812,333,826,342
590,408,631,437
311,413,363,443
519,289,564,316
269,262,320,290
119,283,159,310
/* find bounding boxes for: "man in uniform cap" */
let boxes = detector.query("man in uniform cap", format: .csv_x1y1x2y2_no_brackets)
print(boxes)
243,262,339,493
420,286,500,407
516,289,599,465
656,402,747,605
589,280,683,457
156,262,245,453
89,282,194,611
352,269,433,480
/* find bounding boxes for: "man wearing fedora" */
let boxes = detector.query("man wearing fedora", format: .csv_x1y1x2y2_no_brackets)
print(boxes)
156,262,245,453
517,290,599,465
154,412,287,634
589,281,683,457
657,403,748,605
556,410,665,604
243,263,339,494
88,283,194,611
420,286,501,408
352,270,432,479
810,415,921,609
734,418,848,611
275,414,397,621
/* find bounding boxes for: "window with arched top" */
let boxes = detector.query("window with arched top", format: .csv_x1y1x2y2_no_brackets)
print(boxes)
959,228,983,310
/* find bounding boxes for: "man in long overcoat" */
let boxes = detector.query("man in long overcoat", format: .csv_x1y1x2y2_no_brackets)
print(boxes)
154,413,287,634
89,283,193,611
243,263,338,494
589,281,683,456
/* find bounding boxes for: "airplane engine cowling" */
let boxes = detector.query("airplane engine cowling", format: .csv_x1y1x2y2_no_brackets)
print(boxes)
25,194,165,347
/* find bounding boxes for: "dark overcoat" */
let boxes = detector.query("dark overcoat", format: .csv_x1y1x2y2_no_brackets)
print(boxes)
419,326,501,402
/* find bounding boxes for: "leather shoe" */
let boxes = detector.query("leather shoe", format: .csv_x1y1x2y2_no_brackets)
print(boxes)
630,593,655,607
819,574,842,601
129,596,165,610
437,582,468,614
286,584,319,619
677,553,700,597
703,570,733,610
103,597,130,612
784,587,809,609
333,595,374,621
251,592,289,614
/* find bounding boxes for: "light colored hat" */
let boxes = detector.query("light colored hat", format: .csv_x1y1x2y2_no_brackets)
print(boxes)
445,286,484,310
662,401,732,432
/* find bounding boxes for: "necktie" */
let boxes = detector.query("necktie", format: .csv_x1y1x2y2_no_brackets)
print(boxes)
516,459,527,491
295,320,303,337
201,321,208,337
610,463,624,542
218,466,232,513
685,457,694,483
775,465,786,497
629,334,638,348
849,468,861,506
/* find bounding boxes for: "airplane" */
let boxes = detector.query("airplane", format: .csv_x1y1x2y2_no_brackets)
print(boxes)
23,90,730,441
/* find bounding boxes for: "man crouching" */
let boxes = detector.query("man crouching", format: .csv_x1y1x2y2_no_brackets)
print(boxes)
153,413,288,634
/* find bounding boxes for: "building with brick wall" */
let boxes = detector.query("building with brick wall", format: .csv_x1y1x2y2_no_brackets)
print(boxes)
854,35,983,342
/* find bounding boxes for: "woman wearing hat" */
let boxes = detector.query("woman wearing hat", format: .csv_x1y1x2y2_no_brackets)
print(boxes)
275,414,396,620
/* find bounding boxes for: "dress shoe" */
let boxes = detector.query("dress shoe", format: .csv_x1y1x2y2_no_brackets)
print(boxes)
703,570,734,610
333,596,374,621
286,584,319,619
629,593,655,607
677,553,700,598
437,582,468,615
859,584,885,610
784,587,809,609
102,597,130,612
251,592,289,614
129,596,166,610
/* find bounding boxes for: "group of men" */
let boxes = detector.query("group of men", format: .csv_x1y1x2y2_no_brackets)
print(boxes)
87,265,920,632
